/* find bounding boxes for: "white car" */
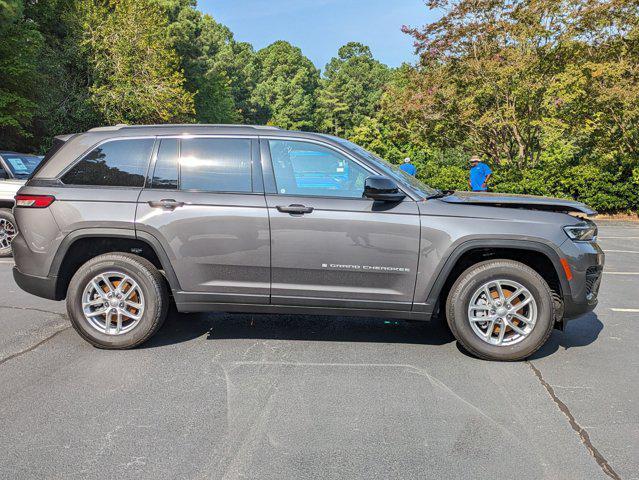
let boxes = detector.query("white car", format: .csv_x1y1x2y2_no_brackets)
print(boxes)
0,151,44,256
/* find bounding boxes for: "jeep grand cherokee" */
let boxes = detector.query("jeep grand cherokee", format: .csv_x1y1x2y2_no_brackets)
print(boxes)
11,125,604,360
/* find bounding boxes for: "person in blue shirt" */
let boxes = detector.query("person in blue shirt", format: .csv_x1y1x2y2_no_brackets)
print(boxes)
400,157,416,176
468,155,492,191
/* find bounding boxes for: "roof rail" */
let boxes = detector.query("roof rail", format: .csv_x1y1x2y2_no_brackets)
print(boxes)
87,124,128,132
119,124,282,130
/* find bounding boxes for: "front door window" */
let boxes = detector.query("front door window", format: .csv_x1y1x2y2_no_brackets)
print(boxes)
268,140,370,198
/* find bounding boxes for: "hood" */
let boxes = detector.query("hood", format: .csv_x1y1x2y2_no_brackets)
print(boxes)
441,191,596,216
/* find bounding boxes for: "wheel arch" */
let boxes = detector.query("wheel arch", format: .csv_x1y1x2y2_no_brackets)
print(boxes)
50,228,180,300
422,239,569,317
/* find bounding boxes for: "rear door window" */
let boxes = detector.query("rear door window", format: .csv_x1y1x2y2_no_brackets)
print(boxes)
62,138,154,187
180,138,252,192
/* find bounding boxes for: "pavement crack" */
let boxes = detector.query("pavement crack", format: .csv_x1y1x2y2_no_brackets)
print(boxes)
0,326,70,366
527,360,621,480
0,304,67,319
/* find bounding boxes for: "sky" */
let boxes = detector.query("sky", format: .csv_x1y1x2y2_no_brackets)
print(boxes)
198,0,437,69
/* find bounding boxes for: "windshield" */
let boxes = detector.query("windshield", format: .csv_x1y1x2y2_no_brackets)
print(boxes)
326,136,439,198
2,155,43,178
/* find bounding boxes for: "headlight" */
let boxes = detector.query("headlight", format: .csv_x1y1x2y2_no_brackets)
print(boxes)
564,222,597,242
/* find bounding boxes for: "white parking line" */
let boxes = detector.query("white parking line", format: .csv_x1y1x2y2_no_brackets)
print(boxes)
603,250,639,254
598,236,639,240
0,260,14,265
611,308,639,313
604,272,639,275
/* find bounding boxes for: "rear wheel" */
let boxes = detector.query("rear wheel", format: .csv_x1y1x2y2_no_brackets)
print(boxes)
66,253,169,349
446,259,555,361
0,208,17,257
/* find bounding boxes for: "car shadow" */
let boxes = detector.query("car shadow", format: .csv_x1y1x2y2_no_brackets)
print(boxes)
142,309,456,349
455,312,604,360
143,308,603,359
530,312,604,359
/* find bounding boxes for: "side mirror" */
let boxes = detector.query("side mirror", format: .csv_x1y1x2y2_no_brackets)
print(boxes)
363,176,406,202
0,169,7,180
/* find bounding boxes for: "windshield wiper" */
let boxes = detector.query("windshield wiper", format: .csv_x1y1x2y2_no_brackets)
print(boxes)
427,190,455,200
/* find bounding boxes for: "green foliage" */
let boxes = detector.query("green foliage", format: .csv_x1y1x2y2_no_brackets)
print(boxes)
79,0,194,124
251,41,319,130
316,42,390,137
0,0,637,212
158,1,241,123
0,0,22,27
0,4,42,148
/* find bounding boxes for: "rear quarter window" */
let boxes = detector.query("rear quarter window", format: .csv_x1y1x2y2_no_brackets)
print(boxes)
62,138,154,187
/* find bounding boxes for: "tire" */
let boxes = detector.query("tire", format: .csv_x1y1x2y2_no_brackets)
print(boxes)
66,253,169,349
446,259,555,361
0,208,17,257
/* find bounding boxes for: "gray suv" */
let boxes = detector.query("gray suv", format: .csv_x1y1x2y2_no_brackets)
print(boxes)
11,125,604,360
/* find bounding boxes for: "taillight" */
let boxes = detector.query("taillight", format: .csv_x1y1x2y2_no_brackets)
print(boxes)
14,194,55,208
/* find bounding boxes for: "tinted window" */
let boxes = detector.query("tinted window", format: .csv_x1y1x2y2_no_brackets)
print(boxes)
151,139,178,189
62,139,154,187
268,140,370,198
3,155,43,178
180,138,252,192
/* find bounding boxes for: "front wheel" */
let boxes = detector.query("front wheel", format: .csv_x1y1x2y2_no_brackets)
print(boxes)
0,208,17,257
66,253,169,349
446,259,555,361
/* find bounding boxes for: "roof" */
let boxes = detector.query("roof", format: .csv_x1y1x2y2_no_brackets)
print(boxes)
83,123,335,143
34,124,344,179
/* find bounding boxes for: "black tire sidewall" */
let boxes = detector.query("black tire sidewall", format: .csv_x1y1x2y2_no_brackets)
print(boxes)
67,256,164,349
0,209,16,257
448,262,554,361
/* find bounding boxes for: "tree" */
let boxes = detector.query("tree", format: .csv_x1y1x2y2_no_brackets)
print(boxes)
157,1,239,123
79,0,194,124
0,1,42,149
316,42,390,137
251,41,320,130
22,0,101,151
0,0,21,26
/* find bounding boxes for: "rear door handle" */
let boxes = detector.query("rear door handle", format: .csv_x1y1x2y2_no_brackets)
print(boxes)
148,199,185,210
276,204,314,214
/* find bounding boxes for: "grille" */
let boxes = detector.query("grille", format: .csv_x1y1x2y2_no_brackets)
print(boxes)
585,266,603,300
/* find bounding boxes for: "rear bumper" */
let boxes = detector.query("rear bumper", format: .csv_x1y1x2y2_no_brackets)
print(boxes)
13,266,59,301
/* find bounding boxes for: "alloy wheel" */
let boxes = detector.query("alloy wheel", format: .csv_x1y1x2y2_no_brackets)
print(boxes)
81,271,145,335
467,279,537,346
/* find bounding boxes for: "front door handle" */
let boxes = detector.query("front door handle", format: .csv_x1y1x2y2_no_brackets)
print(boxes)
276,204,314,214
148,199,185,210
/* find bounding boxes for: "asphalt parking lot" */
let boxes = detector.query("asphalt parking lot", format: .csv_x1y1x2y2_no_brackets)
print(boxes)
0,221,637,480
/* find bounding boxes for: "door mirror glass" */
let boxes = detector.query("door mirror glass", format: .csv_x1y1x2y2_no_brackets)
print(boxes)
363,176,406,202
0,168,7,179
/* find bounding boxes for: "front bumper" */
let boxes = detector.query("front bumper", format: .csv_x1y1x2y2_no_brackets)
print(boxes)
560,239,604,320
13,266,59,301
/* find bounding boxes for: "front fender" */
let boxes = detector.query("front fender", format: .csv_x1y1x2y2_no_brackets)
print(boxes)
413,236,570,315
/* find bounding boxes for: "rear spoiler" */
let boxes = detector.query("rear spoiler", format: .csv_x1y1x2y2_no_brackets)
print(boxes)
28,134,77,180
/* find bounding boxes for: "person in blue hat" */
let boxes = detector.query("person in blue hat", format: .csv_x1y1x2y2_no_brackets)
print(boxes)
400,157,416,176
468,155,492,192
